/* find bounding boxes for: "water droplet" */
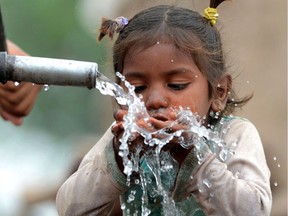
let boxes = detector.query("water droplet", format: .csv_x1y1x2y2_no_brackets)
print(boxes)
219,149,228,161
273,156,277,161
127,194,135,203
277,164,281,168
156,41,160,44
234,171,240,179
274,182,278,187
134,179,140,184
203,178,212,188
14,81,20,86
171,59,174,63
43,84,50,91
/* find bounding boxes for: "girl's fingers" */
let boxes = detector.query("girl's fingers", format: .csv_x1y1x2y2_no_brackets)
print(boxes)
111,122,124,137
113,109,128,121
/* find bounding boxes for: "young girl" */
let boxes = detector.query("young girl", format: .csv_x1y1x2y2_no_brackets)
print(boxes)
56,1,272,215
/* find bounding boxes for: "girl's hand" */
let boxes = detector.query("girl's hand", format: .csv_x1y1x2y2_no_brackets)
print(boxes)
112,108,193,165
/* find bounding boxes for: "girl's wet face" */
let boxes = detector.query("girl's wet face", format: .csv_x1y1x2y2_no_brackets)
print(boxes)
122,43,212,118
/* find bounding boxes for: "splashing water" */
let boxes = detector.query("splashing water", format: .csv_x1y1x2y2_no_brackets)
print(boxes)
94,71,235,215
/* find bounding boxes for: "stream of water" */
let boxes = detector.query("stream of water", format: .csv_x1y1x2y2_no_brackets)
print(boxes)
95,71,235,215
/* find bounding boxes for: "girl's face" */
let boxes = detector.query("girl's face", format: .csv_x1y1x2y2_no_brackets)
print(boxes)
122,43,213,119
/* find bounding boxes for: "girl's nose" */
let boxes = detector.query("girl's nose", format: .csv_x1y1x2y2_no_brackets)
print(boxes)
145,90,169,110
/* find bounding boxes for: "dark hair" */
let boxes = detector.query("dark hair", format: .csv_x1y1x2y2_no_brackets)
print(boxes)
99,1,252,114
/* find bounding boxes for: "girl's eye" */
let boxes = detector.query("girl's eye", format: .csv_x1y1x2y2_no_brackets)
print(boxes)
168,83,189,90
134,85,146,93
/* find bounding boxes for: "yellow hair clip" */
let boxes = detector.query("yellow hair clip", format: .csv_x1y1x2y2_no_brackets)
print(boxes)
204,7,219,26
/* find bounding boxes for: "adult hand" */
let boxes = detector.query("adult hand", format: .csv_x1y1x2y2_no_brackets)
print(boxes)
0,40,42,125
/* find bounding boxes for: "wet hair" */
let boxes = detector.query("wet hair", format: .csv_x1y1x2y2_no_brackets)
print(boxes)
98,0,252,115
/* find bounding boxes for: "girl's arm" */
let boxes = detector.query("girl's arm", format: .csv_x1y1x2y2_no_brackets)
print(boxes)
187,119,272,215
56,126,128,216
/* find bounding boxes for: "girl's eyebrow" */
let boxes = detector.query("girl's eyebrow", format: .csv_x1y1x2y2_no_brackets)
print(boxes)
123,71,146,78
124,67,195,78
164,67,194,75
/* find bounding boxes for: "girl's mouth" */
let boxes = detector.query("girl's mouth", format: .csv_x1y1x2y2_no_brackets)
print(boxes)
150,113,169,121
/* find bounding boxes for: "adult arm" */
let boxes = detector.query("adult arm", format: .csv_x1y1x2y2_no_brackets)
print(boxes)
0,40,42,125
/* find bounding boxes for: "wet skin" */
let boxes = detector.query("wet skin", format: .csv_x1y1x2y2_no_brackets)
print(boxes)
112,43,213,166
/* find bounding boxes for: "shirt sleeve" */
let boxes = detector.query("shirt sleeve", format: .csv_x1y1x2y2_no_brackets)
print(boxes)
185,118,272,216
56,125,127,216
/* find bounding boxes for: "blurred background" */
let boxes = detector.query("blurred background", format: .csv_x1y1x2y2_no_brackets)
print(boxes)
0,0,286,215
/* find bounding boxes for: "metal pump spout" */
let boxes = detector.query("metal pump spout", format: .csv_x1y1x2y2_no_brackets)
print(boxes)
0,51,100,89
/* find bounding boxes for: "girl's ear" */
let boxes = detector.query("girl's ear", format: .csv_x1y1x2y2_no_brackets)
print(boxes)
211,74,232,112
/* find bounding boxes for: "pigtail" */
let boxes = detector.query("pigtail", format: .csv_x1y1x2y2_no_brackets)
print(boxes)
204,0,229,25
98,18,117,41
98,16,128,41
210,0,228,9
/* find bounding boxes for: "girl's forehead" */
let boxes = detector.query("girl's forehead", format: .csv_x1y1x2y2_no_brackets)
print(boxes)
123,43,203,76
125,41,190,59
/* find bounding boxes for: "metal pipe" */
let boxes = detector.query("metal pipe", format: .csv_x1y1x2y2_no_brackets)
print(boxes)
0,52,99,89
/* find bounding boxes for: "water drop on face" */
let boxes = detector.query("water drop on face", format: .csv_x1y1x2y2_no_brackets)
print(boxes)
273,156,277,161
274,182,278,187
14,81,20,86
277,164,281,168
171,59,174,63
